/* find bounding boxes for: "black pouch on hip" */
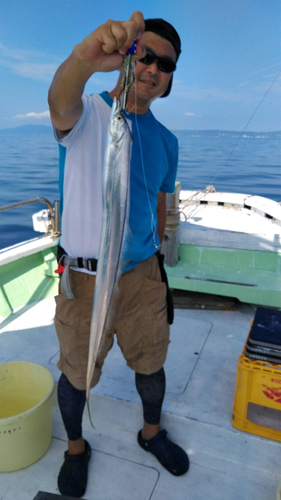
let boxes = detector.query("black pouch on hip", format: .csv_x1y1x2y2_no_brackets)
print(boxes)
156,252,174,325
57,244,66,263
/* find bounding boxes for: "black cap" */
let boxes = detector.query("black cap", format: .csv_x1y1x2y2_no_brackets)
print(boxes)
144,18,181,98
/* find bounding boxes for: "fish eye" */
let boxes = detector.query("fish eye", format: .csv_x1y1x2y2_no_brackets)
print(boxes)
116,114,124,121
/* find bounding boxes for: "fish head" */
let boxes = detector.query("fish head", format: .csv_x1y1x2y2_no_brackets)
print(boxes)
109,97,131,145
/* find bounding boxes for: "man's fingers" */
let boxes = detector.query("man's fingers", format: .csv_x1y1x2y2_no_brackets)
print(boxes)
118,11,144,55
100,20,126,54
87,11,145,72
129,10,145,38
117,20,139,54
101,16,143,56
110,22,128,50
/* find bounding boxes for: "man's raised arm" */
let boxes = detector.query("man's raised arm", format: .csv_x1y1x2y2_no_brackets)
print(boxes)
48,11,145,137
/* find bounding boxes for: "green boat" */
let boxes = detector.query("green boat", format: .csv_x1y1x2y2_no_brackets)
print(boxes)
0,186,280,499
1,183,280,320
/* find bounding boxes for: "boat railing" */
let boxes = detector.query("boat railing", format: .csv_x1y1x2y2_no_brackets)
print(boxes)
0,198,60,237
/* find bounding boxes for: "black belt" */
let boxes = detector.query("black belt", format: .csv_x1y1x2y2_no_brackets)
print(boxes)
57,245,97,272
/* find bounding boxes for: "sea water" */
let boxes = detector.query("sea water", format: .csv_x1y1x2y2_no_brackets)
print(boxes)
0,129,280,250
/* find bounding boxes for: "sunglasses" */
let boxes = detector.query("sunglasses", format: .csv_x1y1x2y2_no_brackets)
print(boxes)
139,47,176,73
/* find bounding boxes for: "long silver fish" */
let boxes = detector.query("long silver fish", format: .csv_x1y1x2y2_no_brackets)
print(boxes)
86,96,133,414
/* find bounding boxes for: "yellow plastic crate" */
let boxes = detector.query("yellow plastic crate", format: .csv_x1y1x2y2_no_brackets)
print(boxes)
232,325,281,441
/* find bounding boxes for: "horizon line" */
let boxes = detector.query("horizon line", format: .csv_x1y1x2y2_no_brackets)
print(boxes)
0,124,280,134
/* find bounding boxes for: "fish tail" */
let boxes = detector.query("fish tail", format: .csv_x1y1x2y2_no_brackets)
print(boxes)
86,395,95,429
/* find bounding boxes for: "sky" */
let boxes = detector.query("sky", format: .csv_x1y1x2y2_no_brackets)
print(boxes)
0,0,280,132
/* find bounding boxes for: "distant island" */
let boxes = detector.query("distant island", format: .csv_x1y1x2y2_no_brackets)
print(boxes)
172,129,281,138
0,124,280,138
0,125,52,135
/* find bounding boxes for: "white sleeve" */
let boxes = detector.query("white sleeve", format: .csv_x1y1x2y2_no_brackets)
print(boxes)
52,94,91,147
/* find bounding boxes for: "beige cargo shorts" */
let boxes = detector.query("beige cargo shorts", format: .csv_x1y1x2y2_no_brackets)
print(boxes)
54,253,170,390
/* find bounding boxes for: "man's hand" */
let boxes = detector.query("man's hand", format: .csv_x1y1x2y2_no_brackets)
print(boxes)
74,11,146,73
48,11,145,135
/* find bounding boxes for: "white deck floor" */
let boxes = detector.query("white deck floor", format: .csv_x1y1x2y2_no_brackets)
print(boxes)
0,298,280,500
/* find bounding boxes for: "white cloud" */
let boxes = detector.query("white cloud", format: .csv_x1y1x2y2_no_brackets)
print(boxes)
175,78,281,104
15,111,50,120
185,112,197,116
0,40,61,83
245,62,281,78
175,84,242,102
237,67,281,95
10,62,59,82
0,40,119,88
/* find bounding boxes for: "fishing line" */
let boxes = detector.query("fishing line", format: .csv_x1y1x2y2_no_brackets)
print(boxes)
206,69,281,189
179,68,281,221
132,68,161,250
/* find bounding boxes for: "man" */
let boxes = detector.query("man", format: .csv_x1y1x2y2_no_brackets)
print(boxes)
48,11,189,498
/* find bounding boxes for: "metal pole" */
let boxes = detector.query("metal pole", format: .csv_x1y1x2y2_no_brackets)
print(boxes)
0,197,54,214
0,197,56,234
54,200,60,235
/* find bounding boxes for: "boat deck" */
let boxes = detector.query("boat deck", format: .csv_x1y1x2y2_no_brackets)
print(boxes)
0,298,280,500
164,190,281,310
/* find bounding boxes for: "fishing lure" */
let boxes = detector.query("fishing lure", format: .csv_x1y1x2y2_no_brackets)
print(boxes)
120,41,136,112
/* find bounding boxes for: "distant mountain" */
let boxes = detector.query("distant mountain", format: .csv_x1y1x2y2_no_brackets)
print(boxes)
0,125,52,135
172,129,281,138
0,125,280,139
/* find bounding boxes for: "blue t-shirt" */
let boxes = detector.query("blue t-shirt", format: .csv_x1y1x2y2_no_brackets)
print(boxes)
57,92,178,270
99,92,178,268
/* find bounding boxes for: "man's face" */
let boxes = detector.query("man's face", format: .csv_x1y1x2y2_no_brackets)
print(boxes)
134,32,177,102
